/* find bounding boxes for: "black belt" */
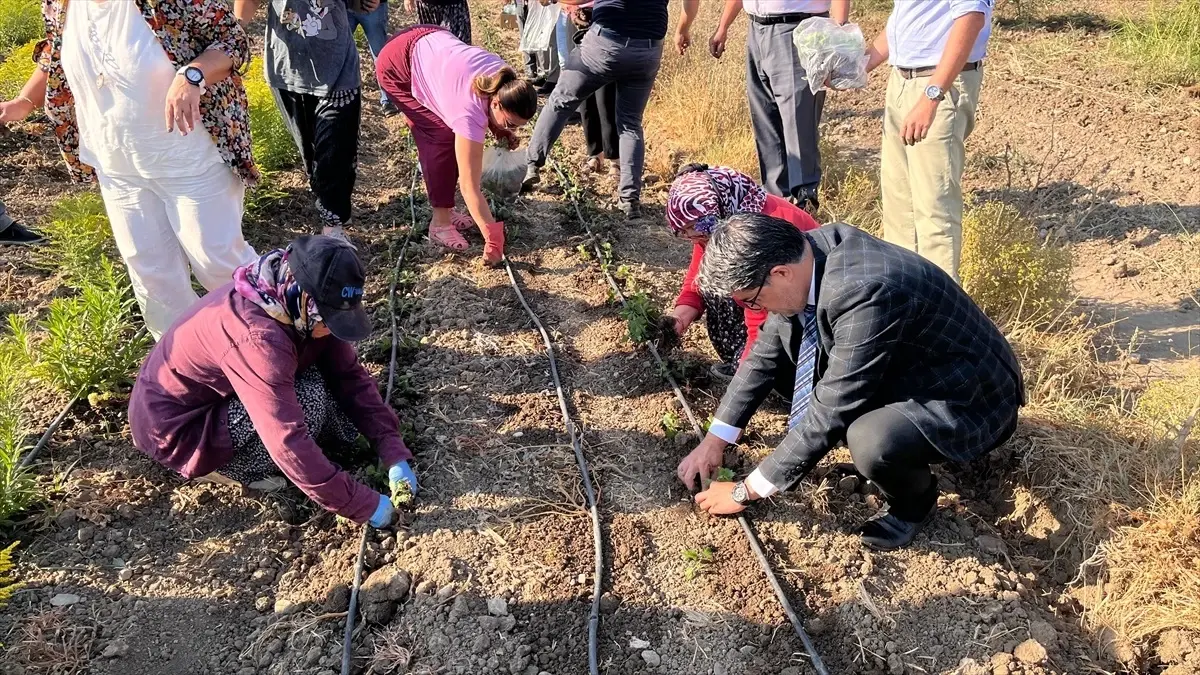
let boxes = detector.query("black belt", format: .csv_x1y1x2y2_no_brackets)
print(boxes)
896,61,981,79
749,11,826,25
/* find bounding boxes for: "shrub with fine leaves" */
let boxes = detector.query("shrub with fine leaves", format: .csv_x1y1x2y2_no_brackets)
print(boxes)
34,192,115,289
0,0,40,57
245,57,299,172
0,319,34,526
0,39,37,102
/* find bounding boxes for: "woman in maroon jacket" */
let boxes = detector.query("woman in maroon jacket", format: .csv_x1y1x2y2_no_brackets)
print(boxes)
129,235,416,527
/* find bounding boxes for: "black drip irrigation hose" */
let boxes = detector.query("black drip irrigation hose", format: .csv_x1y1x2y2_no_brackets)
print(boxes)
341,167,422,675
501,258,603,675
550,162,831,675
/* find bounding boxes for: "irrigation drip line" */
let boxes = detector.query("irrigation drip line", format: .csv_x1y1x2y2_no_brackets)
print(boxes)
341,167,422,675
550,162,831,675
19,326,151,473
502,258,603,675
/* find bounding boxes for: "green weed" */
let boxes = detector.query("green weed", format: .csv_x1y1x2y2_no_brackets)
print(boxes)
661,411,681,441
0,541,19,610
681,546,716,581
24,260,151,396
0,320,34,526
576,244,593,262
0,39,36,102
0,0,39,58
1114,0,1200,87
34,192,114,289
245,57,299,172
618,291,661,344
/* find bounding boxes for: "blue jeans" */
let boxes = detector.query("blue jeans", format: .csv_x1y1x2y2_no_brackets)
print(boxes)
348,1,392,106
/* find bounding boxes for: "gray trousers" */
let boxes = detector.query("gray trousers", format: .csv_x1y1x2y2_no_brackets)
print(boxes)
0,200,12,232
526,24,663,202
747,18,826,199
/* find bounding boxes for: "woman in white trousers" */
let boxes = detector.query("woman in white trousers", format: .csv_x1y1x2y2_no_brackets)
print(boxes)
0,0,262,338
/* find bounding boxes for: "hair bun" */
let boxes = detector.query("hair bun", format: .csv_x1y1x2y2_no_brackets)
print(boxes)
675,162,710,177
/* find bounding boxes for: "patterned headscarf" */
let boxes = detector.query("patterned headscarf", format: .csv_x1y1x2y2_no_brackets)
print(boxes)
233,248,323,339
665,164,768,236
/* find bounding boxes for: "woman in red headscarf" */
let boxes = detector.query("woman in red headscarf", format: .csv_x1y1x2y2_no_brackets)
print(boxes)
663,164,820,381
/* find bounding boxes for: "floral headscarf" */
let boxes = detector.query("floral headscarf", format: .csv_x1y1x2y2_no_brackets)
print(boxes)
233,248,322,338
665,164,768,236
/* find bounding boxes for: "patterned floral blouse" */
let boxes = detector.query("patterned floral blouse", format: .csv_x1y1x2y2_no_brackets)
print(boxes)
35,0,260,185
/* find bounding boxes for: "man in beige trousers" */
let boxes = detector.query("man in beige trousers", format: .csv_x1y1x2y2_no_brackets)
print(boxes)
865,0,993,281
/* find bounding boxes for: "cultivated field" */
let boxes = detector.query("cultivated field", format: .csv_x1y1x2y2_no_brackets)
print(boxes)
0,1,1197,674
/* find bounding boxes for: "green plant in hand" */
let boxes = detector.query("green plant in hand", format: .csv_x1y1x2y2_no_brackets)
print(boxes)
390,475,414,508
681,545,716,581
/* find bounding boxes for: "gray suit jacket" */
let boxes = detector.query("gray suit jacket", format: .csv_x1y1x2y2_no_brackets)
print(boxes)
715,224,1024,490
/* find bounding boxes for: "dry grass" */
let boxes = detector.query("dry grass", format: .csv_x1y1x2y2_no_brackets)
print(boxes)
7,608,96,673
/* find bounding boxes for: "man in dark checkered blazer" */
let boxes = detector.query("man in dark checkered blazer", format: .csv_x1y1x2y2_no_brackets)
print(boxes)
677,215,1024,550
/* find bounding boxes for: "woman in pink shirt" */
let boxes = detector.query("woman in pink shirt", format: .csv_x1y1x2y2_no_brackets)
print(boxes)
662,164,820,381
377,26,537,267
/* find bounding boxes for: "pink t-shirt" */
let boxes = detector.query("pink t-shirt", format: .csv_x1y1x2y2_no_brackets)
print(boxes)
411,32,508,143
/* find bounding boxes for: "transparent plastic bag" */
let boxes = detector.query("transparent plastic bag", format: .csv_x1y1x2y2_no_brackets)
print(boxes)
792,17,870,95
481,147,526,198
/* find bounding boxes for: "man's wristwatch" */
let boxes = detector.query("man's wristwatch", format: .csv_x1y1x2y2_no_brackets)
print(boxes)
731,481,750,505
178,65,207,91
924,84,945,101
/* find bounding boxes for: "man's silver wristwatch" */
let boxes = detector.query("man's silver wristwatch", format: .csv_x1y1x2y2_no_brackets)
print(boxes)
731,481,750,505
924,84,945,101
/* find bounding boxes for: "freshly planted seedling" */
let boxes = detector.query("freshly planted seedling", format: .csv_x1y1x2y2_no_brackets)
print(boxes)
390,476,414,508
661,411,681,441
714,467,736,483
576,244,593,262
681,546,716,581
618,291,662,345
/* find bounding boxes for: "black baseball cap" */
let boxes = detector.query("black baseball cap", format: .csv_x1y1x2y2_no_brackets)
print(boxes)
288,235,372,342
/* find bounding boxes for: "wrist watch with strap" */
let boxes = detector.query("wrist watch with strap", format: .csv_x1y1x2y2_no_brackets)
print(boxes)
924,84,945,101
178,65,207,93
731,481,750,505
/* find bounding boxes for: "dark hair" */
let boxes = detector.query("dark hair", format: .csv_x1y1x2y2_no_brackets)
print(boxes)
697,213,809,297
473,67,537,121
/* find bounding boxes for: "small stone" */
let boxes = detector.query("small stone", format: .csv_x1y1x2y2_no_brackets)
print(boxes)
274,598,298,615
1102,255,1118,266
887,653,905,674
254,597,271,612
629,637,651,650
118,568,134,582
305,647,322,666
478,616,501,632
1013,639,1048,665
805,617,827,635
103,544,121,558
975,536,1007,555
640,650,661,667
77,526,95,543
714,665,730,675
116,504,135,519
837,475,860,494
100,639,129,659
49,593,82,607
488,597,509,616
781,668,802,675
436,583,456,601
415,579,436,595
739,645,756,656
472,634,491,654
56,509,78,528
252,568,274,582
1112,262,1137,279
324,584,351,613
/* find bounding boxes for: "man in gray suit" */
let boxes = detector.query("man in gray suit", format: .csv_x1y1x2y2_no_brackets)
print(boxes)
677,214,1023,550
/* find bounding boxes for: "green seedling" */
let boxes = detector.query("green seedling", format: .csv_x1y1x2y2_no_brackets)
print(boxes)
618,291,661,344
576,244,593,262
681,546,716,581
700,466,736,491
661,411,681,441
390,477,414,508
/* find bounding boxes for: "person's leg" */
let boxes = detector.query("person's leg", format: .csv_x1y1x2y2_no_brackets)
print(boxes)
445,0,472,44
310,91,362,234
611,40,664,205
358,1,393,106
0,200,11,232
272,88,319,180
580,93,603,160
880,68,917,254
159,163,258,292
761,22,824,203
596,82,619,161
904,68,984,282
702,295,748,366
745,22,788,199
524,29,610,181
218,368,332,488
97,172,199,339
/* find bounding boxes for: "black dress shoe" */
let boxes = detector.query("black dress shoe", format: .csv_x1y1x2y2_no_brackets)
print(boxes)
791,187,820,216
0,222,46,246
858,503,935,551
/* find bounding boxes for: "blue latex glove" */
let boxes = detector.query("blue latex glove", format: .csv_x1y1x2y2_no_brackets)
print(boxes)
388,460,419,497
368,493,394,528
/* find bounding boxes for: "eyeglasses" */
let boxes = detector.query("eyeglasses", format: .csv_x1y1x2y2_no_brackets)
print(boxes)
734,283,766,311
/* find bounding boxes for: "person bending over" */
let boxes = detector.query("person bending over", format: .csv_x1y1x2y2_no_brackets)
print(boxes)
130,235,417,528
677,215,1023,550
377,25,536,266
662,164,819,382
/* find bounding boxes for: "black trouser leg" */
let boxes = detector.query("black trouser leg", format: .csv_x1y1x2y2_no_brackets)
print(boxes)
581,94,603,158
845,406,943,522
273,88,318,179
595,82,619,159
310,92,362,227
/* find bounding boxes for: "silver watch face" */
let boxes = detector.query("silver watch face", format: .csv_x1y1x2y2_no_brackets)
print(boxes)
732,482,748,504
185,67,204,85
924,84,943,100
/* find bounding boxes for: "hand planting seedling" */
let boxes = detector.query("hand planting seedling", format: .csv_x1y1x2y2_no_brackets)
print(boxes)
680,545,716,581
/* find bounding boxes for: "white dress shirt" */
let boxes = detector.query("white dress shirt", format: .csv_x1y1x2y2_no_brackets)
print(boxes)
885,0,994,69
709,266,818,499
743,0,832,17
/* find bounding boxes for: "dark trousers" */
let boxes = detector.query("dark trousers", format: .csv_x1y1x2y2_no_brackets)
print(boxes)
415,0,472,43
581,82,618,159
845,407,944,522
272,88,362,227
746,16,826,199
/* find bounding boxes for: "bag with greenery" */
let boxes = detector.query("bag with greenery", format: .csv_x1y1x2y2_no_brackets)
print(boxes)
792,17,870,94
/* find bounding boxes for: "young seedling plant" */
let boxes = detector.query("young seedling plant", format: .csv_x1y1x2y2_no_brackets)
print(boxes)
681,545,716,581
661,411,681,441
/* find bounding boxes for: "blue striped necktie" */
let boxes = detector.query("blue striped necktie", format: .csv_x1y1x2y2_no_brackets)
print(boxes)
789,305,818,429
